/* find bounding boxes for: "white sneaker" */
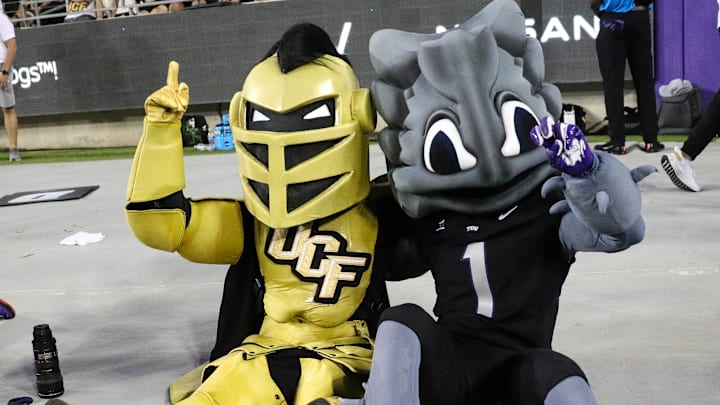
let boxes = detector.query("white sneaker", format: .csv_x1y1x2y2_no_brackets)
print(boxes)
661,146,701,192
8,150,21,161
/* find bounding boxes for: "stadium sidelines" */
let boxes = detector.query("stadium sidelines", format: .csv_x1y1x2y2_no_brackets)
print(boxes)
1,142,718,404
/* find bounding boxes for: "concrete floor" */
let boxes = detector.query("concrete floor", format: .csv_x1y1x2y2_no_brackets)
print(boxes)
1,141,718,404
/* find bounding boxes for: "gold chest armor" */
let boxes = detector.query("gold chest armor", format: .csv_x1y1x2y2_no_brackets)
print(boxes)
255,203,378,331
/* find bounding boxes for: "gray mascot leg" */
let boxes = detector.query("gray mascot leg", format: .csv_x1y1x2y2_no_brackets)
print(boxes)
544,376,599,405
340,321,421,405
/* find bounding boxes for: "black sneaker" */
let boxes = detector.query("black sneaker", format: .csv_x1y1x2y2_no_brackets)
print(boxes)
594,142,627,155
643,141,665,153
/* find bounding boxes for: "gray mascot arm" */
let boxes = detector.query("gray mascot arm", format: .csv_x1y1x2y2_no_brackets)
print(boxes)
542,151,656,254
531,117,655,254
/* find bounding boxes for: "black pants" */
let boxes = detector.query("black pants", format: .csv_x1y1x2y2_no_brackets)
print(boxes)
596,10,659,144
683,89,720,159
381,304,587,405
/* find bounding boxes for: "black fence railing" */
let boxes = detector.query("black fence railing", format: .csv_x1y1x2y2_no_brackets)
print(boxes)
5,0,256,27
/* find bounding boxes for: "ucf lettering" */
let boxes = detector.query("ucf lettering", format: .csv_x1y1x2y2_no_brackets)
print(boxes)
67,1,89,12
267,224,371,303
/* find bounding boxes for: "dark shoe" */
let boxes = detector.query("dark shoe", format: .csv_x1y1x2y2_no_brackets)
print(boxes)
643,141,665,153
594,142,627,155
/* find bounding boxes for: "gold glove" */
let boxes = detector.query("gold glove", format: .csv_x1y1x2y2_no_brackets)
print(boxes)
144,61,190,124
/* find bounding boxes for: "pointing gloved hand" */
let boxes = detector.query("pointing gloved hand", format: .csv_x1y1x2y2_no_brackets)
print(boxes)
531,116,595,177
144,61,189,124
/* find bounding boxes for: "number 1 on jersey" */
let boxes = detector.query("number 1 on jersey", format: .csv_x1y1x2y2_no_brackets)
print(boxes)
463,242,494,318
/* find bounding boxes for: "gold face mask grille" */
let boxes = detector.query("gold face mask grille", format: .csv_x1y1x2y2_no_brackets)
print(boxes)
284,139,342,170
228,55,375,228
286,175,343,213
234,124,369,228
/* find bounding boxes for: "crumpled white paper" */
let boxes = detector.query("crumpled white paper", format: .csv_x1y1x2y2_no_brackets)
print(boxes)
60,231,106,246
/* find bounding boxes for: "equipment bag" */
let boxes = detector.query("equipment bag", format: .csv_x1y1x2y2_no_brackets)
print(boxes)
658,80,702,134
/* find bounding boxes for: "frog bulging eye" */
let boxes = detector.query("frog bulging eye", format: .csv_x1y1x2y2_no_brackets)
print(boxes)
500,100,540,157
423,117,477,174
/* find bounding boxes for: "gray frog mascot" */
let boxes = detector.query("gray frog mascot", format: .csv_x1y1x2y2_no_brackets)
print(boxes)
311,1,655,404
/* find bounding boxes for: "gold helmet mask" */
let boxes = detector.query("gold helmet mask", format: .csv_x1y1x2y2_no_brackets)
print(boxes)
230,54,376,229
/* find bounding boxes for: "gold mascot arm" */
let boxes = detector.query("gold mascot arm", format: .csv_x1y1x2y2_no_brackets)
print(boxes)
177,199,245,264
125,199,245,264
126,61,188,203
126,208,187,252
124,62,245,264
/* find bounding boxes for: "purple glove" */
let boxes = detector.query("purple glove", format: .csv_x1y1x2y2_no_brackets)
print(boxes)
0,297,15,320
530,116,595,177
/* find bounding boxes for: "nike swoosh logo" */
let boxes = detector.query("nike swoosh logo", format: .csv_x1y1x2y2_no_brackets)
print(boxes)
497,205,518,221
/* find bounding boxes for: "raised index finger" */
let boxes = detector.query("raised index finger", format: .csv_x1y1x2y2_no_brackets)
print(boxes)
166,61,179,90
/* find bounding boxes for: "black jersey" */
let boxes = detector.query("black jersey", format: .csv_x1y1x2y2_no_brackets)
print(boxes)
416,186,571,349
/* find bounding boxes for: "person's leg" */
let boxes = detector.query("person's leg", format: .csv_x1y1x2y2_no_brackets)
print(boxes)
2,74,19,160
596,15,628,149
4,106,18,149
150,4,168,14
660,89,720,192
626,11,661,150
168,0,186,12
682,89,720,160
4,106,20,161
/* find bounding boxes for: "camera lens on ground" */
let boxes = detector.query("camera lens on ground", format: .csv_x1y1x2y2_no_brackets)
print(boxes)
32,324,64,398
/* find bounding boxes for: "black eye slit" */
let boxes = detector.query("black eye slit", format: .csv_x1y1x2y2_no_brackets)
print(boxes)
246,100,335,132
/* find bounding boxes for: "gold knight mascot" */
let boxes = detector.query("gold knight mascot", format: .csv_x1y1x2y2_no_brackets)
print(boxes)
125,24,396,404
